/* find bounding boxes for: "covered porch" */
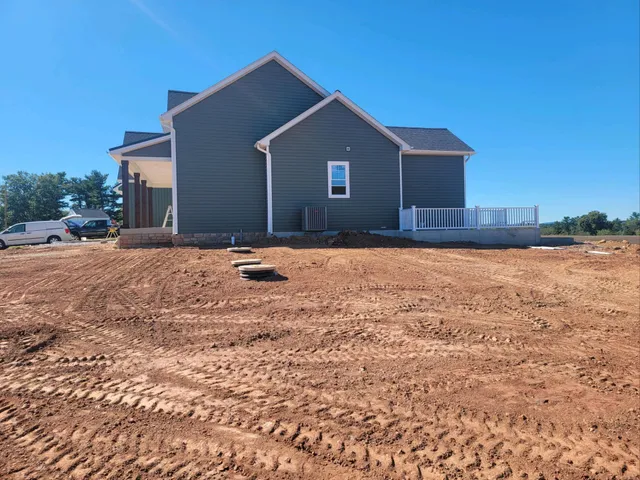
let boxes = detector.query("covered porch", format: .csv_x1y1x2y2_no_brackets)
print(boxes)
109,134,173,230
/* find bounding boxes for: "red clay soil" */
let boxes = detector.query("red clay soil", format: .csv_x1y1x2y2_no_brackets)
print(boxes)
0,238,638,479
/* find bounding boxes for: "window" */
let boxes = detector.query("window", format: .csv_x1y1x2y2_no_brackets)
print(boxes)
328,161,350,198
5,224,25,234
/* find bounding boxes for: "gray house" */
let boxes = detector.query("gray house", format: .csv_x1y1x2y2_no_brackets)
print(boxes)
109,51,539,247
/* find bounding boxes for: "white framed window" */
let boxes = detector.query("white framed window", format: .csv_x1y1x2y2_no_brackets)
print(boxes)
328,161,350,198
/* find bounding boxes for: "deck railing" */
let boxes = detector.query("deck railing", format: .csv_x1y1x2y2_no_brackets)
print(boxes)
399,205,539,231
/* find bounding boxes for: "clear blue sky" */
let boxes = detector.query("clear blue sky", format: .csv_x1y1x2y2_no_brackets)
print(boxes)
1,0,638,222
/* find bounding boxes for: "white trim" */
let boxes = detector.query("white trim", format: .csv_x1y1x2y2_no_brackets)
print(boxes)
257,91,411,150
108,135,170,156
328,161,350,199
402,149,476,156
168,124,178,234
256,143,273,234
160,51,330,121
120,156,171,163
463,154,469,207
398,148,403,210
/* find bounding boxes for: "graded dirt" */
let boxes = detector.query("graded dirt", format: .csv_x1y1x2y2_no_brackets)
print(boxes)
0,239,638,479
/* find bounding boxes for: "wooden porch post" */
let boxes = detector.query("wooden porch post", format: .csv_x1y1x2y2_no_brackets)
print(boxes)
121,161,130,229
147,187,154,227
141,180,148,228
134,173,141,228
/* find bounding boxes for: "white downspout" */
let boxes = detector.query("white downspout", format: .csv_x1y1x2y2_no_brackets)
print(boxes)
256,143,273,234
167,122,178,234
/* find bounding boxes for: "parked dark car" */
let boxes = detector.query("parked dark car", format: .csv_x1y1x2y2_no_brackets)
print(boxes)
67,219,118,239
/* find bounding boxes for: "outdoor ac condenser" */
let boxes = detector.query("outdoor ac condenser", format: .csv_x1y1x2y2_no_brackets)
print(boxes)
302,206,328,231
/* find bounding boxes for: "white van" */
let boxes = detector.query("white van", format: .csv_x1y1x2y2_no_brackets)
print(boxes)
0,221,74,249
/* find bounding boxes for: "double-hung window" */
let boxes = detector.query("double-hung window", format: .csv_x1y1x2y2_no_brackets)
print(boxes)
328,161,350,198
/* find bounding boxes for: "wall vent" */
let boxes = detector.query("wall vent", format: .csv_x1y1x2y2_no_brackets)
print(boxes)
302,206,327,231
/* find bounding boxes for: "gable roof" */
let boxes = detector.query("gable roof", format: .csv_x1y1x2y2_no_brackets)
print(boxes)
256,91,411,150
160,51,330,122
388,127,475,154
167,90,198,111
109,132,170,153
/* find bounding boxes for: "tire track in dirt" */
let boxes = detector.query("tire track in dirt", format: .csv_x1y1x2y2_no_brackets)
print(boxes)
2,243,638,479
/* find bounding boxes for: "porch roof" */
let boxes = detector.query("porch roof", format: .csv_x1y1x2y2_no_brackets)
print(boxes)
109,133,172,189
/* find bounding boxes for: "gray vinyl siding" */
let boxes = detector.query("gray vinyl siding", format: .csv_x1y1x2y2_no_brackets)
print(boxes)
174,60,323,234
270,100,400,232
402,155,465,208
124,140,171,158
127,186,171,227
152,188,172,227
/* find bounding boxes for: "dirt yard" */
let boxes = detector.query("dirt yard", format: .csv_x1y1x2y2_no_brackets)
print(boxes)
0,238,638,479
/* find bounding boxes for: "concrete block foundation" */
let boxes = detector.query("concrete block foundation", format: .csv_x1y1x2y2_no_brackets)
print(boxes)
118,227,173,248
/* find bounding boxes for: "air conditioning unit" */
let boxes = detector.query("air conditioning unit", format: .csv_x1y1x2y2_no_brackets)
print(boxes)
302,206,327,231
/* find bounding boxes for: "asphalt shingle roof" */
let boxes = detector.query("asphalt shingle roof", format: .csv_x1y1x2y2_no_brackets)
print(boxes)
109,131,170,152
167,90,198,111
387,127,474,153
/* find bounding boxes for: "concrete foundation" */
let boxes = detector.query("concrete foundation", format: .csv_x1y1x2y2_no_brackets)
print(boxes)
372,228,541,246
119,227,540,248
118,227,173,248
172,232,267,247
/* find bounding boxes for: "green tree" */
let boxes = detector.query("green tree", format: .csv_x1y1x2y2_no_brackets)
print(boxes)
33,172,68,220
67,170,121,221
1,171,37,224
577,211,610,235
623,212,640,235
560,216,577,234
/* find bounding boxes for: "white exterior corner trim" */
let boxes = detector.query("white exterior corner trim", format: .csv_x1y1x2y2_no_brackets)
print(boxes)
160,51,330,121
256,91,411,150
398,148,403,210
402,149,476,156
108,134,171,158
168,124,178,234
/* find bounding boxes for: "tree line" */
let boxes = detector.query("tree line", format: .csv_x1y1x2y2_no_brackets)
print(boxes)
0,170,121,228
541,210,640,236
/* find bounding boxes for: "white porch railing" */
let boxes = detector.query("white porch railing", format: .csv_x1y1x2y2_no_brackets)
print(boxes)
399,205,539,231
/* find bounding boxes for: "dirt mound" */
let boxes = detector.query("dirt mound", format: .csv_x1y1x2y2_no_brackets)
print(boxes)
257,230,421,248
